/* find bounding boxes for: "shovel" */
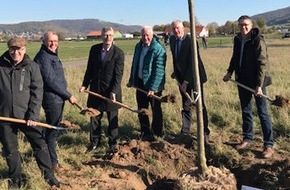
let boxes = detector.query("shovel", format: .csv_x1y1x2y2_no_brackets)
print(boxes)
73,102,100,117
133,86,176,103
84,90,151,115
183,91,200,107
230,79,289,108
0,116,65,130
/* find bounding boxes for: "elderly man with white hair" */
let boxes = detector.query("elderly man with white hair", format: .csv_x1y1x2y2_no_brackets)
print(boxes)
127,26,167,140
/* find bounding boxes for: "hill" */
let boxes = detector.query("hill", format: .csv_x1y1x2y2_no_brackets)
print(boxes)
0,6,289,38
0,19,142,37
252,6,290,26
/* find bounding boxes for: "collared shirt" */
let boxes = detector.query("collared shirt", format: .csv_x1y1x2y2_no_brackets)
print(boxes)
138,43,150,79
175,36,184,59
101,46,111,61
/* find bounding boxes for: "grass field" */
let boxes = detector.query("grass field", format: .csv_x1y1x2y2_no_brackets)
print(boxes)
0,36,289,189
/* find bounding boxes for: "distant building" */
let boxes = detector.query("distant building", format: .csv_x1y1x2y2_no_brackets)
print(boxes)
114,30,122,39
122,33,134,38
131,31,141,38
86,31,102,40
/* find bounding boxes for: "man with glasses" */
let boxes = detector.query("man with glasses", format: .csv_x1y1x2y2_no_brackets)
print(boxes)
80,27,124,154
0,37,62,188
223,15,274,158
34,31,77,172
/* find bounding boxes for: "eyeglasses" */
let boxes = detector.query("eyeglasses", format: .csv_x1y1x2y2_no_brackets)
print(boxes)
238,23,251,27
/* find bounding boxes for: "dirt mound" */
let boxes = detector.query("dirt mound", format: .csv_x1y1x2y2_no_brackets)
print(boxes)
60,120,81,130
56,138,239,189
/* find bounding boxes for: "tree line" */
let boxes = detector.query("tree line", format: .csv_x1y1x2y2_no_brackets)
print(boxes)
153,18,276,36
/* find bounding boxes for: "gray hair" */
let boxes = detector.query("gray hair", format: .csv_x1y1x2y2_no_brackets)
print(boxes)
102,27,114,35
141,26,153,35
42,31,58,42
171,20,184,27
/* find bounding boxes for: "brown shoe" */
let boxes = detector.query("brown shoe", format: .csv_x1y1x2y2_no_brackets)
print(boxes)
236,141,250,150
262,147,274,158
53,164,68,173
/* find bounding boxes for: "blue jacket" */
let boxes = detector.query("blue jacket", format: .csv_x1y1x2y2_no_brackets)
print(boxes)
34,44,71,105
129,37,166,92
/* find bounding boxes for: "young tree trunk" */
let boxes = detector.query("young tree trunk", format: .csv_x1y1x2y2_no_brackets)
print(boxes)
187,0,208,176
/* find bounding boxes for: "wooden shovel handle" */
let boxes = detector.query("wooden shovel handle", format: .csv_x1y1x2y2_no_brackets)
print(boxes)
229,79,273,101
74,102,84,110
84,90,136,112
0,116,64,130
133,87,162,101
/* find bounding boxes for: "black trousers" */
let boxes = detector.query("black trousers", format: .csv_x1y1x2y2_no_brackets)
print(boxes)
90,110,119,147
0,123,54,181
180,83,210,135
136,79,163,137
42,102,64,167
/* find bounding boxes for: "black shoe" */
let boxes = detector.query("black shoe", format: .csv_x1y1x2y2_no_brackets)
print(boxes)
8,178,21,189
47,177,61,188
86,141,99,152
140,133,155,142
108,144,118,153
104,145,118,160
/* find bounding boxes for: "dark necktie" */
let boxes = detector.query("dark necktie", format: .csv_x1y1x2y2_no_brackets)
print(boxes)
175,39,180,59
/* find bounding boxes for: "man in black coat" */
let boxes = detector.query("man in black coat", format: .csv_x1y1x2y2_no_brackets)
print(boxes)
223,15,274,158
0,37,61,188
80,27,124,153
170,20,210,143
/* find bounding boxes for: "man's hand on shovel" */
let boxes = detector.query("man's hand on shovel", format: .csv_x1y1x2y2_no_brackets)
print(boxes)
131,86,176,103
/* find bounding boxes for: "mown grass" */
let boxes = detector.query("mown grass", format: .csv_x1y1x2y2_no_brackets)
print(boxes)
0,37,290,189
0,39,139,61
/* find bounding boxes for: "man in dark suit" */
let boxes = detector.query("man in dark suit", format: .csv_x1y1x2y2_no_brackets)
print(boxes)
169,20,210,143
80,27,124,153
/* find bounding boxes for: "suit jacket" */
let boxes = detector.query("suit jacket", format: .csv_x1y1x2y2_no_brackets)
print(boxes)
82,43,124,111
170,34,207,89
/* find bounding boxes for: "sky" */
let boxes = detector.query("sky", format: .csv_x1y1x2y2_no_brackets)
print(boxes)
0,0,289,26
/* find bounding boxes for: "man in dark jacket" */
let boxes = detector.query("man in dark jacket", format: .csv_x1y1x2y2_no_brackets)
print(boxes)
80,27,124,153
170,20,210,143
34,31,77,171
0,37,61,188
223,15,274,158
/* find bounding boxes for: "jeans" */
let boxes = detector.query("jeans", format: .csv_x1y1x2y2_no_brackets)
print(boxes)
0,123,54,181
90,110,119,147
238,86,274,147
43,102,64,167
180,83,210,136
